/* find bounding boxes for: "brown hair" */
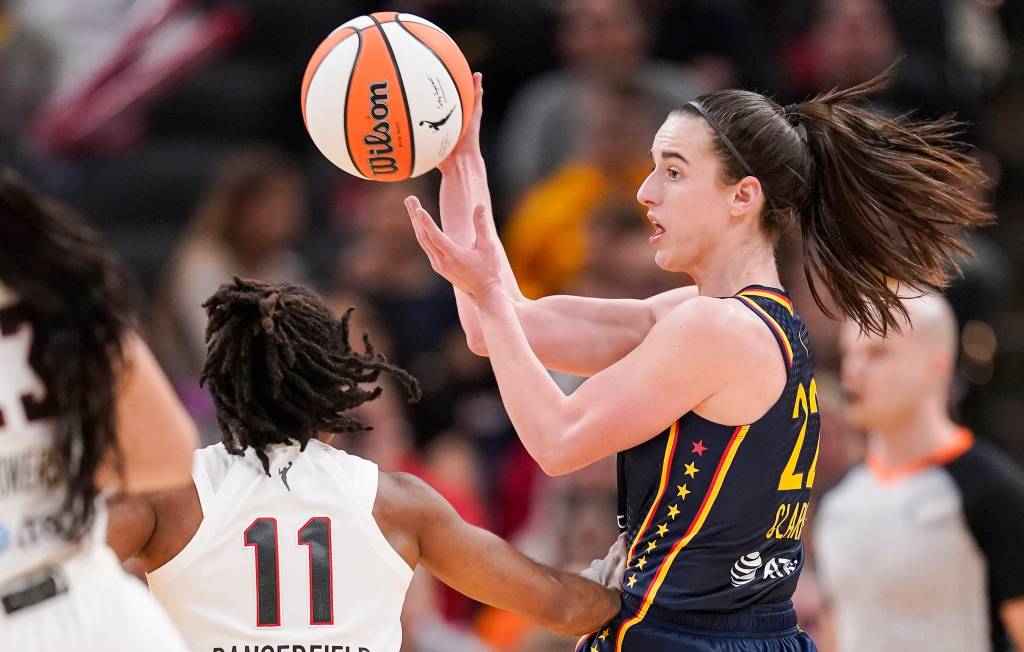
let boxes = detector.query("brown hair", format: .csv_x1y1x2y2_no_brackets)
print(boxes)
678,70,992,335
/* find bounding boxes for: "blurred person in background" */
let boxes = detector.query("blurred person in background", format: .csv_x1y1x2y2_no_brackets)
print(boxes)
0,1,57,166
815,293,1024,652
0,171,197,650
496,0,704,202
564,200,679,301
503,78,661,298
783,0,982,120
336,176,458,373
151,145,308,441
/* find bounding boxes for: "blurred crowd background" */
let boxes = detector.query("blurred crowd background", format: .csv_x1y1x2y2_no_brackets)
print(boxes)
1,0,1021,650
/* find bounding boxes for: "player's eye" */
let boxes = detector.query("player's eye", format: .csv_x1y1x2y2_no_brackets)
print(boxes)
667,169,681,180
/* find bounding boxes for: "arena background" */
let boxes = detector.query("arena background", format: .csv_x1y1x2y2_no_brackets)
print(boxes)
1,1,1021,649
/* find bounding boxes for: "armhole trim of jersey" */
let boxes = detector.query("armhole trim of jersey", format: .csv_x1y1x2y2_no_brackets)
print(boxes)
146,451,244,587
347,462,415,585
734,295,794,373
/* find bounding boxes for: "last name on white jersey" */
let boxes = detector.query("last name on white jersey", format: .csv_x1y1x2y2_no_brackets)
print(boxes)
213,644,370,652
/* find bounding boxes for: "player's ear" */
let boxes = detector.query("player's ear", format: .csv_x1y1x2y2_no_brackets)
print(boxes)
730,176,764,221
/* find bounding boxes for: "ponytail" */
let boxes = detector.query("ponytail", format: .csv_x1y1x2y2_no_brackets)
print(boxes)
680,68,992,336
790,71,992,334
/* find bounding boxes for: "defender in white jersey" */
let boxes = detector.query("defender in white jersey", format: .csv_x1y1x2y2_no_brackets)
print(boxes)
108,278,624,652
0,172,197,651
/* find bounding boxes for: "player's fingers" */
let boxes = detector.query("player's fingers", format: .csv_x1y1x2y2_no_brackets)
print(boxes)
470,72,483,128
414,204,457,258
405,197,444,262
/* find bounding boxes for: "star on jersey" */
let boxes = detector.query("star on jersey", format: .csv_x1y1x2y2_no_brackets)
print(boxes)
677,484,691,499
684,462,700,478
599,629,610,640
647,540,657,553
691,440,708,456
656,523,669,538
635,555,647,570
627,574,637,588
667,504,680,519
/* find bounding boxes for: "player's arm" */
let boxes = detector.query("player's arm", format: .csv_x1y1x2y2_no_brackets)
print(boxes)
479,296,746,475
414,73,696,376
374,472,621,636
409,204,751,474
94,333,197,493
500,286,698,375
106,492,157,562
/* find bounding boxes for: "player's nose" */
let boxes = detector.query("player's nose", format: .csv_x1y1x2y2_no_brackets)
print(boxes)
637,172,659,207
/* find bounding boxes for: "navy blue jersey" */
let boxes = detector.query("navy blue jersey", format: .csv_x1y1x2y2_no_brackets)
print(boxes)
612,285,820,644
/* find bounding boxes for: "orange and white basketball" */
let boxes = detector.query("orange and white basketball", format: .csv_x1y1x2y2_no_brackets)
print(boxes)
300,12,473,181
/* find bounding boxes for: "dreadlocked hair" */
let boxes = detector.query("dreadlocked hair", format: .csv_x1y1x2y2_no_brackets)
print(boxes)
0,169,138,541
200,277,421,474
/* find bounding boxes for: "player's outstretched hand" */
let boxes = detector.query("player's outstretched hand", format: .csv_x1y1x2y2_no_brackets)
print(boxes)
581,533,628,593
405,196,502,298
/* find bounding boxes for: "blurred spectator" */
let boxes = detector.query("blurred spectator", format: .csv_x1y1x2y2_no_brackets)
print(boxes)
0,1,57,164
782,0,971,119
815,294,1024,652
496,0,704,201
640,0,789,93
151,145,308,438
503,78,659,298
335,176,459,371
565,199,679,300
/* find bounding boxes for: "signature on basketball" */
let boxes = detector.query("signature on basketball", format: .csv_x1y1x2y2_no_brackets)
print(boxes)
419,108,454,132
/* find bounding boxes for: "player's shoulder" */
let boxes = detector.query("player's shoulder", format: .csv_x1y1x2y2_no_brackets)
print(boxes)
377,471,437,506
944,439,1024,504
657,294,776,352
374,471,450,523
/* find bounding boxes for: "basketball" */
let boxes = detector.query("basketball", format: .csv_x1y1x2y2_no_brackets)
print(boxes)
300,12,474,182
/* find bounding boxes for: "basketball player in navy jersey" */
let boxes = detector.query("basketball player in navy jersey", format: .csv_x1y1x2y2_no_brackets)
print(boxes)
0,171,197,650
404,72,991,651
106,277,623,652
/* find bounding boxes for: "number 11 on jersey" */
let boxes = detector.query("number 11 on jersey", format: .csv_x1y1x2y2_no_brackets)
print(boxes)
244,517,334,627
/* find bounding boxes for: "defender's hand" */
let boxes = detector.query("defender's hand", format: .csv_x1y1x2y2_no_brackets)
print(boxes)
581,533,628,592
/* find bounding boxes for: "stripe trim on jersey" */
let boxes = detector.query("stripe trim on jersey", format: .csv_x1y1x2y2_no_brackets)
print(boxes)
626,421,680,562
614,424,750,652
737,296,793,368
737,289,794,316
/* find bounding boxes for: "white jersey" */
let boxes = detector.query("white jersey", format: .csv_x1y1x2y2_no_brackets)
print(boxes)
0,284,104,587
148,440,413,652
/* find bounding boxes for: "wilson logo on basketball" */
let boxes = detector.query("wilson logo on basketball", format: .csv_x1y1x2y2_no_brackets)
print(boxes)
365,81,398,176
